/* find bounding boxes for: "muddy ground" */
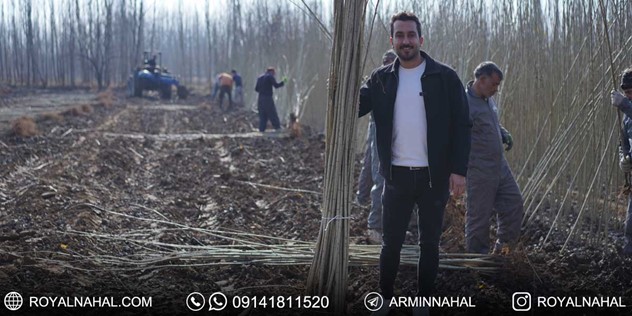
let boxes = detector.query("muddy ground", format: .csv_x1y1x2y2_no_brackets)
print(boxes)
0,88,631,316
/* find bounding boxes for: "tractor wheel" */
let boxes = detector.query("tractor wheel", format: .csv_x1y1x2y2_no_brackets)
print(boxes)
133,77,143,97
160,85,172,99
177,85,189,99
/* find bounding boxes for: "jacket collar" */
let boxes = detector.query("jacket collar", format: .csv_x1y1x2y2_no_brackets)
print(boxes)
466,80,490,101
386,50,441,75
466,81,478,98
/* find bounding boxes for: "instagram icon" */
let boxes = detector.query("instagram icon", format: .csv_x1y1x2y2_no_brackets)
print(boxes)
512,292,532,311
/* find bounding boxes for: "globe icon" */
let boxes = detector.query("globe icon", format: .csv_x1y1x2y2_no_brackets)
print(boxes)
4,292,23,311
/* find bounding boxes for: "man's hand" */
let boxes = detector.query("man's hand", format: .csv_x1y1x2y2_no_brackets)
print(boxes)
502,133,513,151
611,90,626,108
449,174,466,197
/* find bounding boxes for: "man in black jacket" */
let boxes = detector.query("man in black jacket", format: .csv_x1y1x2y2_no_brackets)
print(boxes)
359,11,470,315
255,67,286,132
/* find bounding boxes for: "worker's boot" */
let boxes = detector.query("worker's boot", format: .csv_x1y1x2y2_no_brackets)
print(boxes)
492,240,511,256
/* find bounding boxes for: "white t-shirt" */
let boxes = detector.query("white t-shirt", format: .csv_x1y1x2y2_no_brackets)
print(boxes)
391,61,428,167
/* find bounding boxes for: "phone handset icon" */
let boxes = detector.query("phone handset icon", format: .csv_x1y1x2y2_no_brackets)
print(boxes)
208,292,228,311
186,292,206,311
213,297,224,307
191,296,202,307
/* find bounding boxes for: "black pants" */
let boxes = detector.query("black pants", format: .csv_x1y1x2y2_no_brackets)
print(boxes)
380,166,448,299
218,85,232,110
257,96,280,132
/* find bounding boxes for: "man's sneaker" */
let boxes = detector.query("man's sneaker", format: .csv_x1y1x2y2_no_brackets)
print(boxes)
367,229,382,244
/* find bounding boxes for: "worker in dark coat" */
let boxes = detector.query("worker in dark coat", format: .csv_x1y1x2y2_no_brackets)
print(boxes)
255,67,286,132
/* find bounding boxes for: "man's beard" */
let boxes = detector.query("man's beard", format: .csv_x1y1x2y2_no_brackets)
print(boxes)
396,45,417,61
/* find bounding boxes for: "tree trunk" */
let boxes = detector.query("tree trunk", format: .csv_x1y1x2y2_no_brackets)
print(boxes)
133,0,144,70
23,0,36,86
67,1,76,87
0,1,6,82
103,0,113,88
205,0,213,82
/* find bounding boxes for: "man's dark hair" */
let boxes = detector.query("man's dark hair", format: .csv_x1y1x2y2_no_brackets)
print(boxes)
621,68,632,90
474,61,504,80
390,12,421,37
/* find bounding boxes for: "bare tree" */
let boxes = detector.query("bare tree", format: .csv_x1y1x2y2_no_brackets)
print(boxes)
177,2,186,82
74,0,114,89
0,1,7,82
65,0,77,87
230,0,242,59
22,0,40,86
204,0,215,81
117,0,129,82
103,0,114,87
132,0,145,69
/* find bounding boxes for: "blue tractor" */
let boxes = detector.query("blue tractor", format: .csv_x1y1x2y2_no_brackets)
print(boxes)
127,52,188,100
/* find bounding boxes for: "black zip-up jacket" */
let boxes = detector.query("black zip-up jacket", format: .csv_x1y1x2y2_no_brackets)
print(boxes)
255,73,284,97
359,50,471,188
